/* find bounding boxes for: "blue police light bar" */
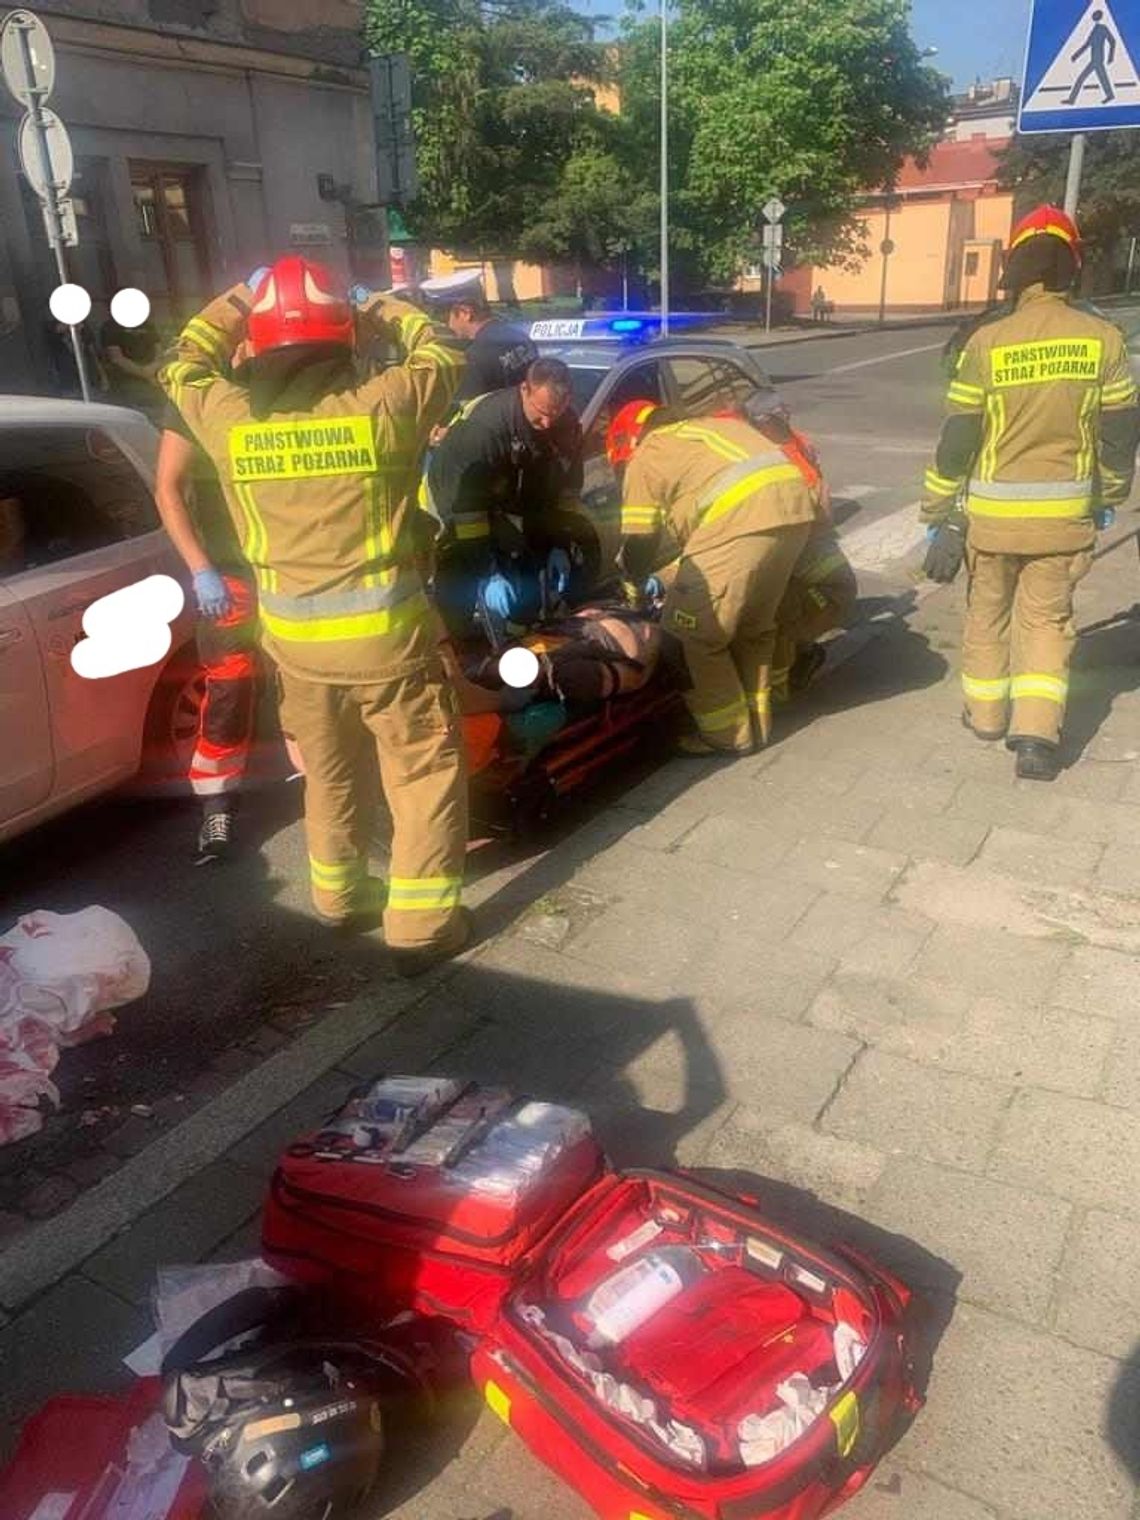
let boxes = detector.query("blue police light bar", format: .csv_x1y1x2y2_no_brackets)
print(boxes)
528,312,711,343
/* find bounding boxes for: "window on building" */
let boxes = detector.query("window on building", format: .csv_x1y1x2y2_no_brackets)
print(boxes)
0,427,159,570
128,164,212,326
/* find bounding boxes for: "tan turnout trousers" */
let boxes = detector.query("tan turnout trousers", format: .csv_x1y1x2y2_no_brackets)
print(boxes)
278,660,468,951
663,525,812,752
962,545,1093,744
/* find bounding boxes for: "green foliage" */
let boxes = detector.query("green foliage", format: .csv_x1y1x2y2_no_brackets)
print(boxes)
619,0,949,285
997,133,1140,287
364,0,622,258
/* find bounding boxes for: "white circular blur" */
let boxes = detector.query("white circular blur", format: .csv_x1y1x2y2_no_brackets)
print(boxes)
110,287,151,328
49,283,91,326
498,646,540,689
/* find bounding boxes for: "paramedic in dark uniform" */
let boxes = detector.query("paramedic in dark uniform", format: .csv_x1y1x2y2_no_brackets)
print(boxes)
424,356,585,636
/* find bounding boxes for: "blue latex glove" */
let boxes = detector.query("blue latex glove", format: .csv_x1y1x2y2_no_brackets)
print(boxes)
645,575,665,599
349,283,372,307
1093,506,1117,531
245,266,271,291
193,568,232,620
480,572,517,621
546,547,572,596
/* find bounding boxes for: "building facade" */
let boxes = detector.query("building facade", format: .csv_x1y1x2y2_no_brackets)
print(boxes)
0,0,383,392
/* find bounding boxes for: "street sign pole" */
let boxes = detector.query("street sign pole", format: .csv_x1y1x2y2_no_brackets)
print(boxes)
765,263,774,334
5,11,90,399
761,198,785,333
659,0,669,337
1064,130,1086,217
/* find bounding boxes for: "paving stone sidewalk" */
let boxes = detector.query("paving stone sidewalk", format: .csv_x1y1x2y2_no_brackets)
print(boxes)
3,535,1140,1520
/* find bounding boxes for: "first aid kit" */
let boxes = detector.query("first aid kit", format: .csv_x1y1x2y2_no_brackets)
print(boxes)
0,1380,207,1520
263,1078,921,1520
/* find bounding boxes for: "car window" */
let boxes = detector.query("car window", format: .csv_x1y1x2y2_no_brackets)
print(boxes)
584,360,667,458
0,426,159,573
568,366,609,415
666,356,760,413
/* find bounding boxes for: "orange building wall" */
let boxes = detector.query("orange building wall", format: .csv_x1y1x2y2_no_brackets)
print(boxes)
813,201,953,311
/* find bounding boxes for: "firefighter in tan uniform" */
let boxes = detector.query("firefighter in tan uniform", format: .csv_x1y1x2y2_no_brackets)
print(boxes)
923,205,1140,781
609,401,826,754
771,524,857,702
160,256,469,972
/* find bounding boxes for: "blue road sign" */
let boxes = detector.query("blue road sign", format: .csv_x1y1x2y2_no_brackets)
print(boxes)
1020,0,1140,133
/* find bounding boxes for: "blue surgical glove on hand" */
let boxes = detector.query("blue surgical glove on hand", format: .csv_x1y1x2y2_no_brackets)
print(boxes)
349,283,372,308
644,575,665,600
1093,506,1117,531
546,547,572,596
480,572,517,622
245,266,271,291
193,568,232,620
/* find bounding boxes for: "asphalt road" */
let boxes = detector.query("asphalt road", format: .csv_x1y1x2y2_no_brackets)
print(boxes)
0,318,1044,1196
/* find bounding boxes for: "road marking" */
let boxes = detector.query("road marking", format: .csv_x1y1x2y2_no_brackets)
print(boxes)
838,484,876,500
826,341,946,376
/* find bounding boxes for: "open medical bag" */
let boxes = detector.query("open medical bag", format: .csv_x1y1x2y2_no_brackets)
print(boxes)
262,1077,921,1520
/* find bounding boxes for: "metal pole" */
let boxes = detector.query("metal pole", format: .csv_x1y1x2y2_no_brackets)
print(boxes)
16,22,90,401
877,199,892,326
659,0,669,336
1064,133,1086,219
765,262,774,333
1126,236,1136,296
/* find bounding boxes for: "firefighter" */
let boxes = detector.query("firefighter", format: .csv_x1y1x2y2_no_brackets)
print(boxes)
424,356,585,637
772,525,857,702
155,409,259,861
922,205,1140,781
159,256,469,973
610,400,826,754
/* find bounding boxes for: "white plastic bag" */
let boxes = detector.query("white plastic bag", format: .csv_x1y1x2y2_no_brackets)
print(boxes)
153,1258,290,1358
0,907,150,1144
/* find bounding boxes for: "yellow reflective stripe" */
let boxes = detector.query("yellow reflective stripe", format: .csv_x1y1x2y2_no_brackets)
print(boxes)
948,381,984,407
387,875,463,911
484,1381,511,1425
621,505,661,532
163,359,213,394
962,674,1010,702
262,590,428,644
703,463,804,526
182,317,228,364
800,551,849,585
1102,379,1138,405
967,495,1089,520
1011,673,1067,704
234,482,276,593
979,392,1004,482
417,339,464,371
693,694,750,731
309,855,366,887
1077,387,1096,483
829,1391,860,1459
924,469,960,499
747,687,771,714
362,477,394,589
664,421,750,463
455,520,491,541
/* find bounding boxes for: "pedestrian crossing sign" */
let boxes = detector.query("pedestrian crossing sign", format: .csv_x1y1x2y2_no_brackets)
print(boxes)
1020,0,1140,133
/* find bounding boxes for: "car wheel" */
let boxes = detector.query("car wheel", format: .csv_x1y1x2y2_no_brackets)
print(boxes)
136,643,205,794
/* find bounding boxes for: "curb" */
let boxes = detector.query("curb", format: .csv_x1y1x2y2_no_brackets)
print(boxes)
721,313,964,350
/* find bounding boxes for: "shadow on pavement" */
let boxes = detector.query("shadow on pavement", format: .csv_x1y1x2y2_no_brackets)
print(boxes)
1064,616,1140,768
1108,1341,1140,1486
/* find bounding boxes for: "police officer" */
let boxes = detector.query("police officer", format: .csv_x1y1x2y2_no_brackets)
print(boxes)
922,205,1140,781
422,271,539,408
160,256,469,973
611,399,827,755
424,356,585,636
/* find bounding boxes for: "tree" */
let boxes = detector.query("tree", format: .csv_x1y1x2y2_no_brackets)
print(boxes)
619,0,949,288
997,132,1140,291
364,0,629,261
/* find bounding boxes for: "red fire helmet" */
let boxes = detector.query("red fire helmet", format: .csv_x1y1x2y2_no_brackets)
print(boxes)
605,399,660,466
1008,205,1083,269
245,256,355,357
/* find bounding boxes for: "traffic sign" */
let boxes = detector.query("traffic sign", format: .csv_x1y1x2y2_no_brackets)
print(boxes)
1020,0,1140,134
763,196,786,224
881,238,896,255
762,250,782,273
18,106,73,198
1,9,54,106
762,223,784,251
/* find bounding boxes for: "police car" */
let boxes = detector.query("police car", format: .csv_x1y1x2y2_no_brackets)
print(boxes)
526,313,787,568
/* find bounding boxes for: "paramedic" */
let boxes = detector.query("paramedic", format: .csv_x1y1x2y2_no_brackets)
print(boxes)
611,399,827,755
424,356,585,635
159,256,470,973
922,205,1140,781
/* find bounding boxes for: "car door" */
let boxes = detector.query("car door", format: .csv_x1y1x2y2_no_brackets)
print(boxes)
1,421,178,801
0,581,53,827
579,358,670,572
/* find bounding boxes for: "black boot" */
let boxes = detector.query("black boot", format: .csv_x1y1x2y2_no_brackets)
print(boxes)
195,805,236,862
1009,739,1059,782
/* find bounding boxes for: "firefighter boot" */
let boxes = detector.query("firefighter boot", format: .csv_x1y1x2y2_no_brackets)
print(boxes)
1009,738,1060,782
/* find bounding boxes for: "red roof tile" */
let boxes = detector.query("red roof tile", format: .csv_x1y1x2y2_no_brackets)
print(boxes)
896,138,1009,191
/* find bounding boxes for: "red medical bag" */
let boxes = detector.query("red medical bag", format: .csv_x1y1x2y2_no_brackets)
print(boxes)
261,1080,605,1330
0,1379,208,1520
262,1082,920,1520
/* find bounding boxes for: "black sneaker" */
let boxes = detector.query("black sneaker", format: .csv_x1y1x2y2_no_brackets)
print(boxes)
195,810,236,862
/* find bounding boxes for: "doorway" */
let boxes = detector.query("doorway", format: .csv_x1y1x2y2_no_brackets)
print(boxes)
128,163,212,326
